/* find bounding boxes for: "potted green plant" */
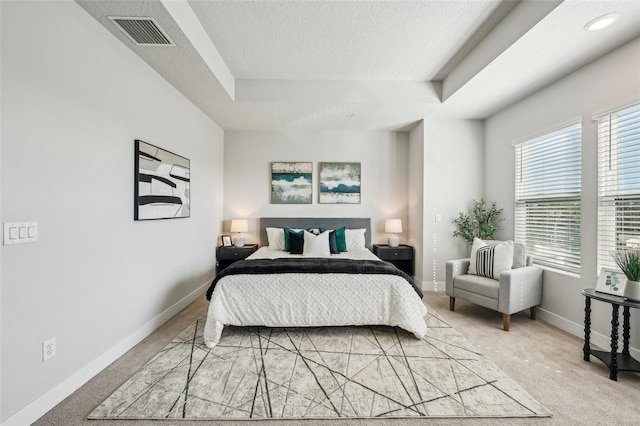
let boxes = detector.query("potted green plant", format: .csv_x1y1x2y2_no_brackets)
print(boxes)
452,199,504,245
612,249,640,301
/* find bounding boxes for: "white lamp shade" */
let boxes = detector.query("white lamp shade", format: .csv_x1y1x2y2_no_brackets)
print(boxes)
230,219,248,233
385,219,402,234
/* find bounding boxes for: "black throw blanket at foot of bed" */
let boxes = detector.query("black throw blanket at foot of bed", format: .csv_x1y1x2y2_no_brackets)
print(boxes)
206,257,422,300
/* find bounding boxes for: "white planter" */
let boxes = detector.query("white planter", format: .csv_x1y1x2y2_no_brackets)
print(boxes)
623,279,640,302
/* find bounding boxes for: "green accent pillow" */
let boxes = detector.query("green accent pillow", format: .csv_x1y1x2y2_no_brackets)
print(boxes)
320,226,347,252
284,228,304,251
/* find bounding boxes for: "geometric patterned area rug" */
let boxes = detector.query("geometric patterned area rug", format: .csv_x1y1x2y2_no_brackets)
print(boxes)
89,305,551,420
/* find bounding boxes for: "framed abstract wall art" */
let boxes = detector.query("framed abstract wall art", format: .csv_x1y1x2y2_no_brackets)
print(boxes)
595,267,627,296
319,162,361,204
271,162,313,204
134,140,190,220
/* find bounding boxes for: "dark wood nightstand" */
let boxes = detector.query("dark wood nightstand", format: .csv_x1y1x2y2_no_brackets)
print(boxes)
216,244,258,275
373,244,414,276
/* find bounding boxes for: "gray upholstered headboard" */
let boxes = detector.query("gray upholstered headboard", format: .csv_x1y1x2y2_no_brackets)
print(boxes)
259,217,371,248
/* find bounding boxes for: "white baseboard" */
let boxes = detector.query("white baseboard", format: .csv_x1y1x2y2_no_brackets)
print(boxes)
1,280,211,426
537,307,584,336
537,307,640,360
421,280,445,292
6,279,636,425
418,291,640,360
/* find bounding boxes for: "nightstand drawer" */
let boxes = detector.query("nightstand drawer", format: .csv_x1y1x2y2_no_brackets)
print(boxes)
217,246,257,260
374,246,413,260
372,244,414,276
216,244,258,275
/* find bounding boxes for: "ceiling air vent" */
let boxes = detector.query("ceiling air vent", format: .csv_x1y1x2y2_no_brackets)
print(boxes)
108,17,174,46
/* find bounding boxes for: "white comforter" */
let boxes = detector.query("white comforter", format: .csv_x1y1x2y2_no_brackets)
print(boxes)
204,248,427,348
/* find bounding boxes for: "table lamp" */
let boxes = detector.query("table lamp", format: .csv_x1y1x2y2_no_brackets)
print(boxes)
230,219,248,248
385,219,402,248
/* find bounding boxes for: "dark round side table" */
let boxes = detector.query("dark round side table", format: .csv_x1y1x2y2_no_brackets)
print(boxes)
581,288,640,381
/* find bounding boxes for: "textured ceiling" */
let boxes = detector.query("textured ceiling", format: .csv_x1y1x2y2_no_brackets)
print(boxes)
76,0,640,131
188,0,502,81
443,0,640,118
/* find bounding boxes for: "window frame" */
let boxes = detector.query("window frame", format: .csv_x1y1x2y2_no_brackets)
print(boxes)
514,121,582,274
596,103,640,272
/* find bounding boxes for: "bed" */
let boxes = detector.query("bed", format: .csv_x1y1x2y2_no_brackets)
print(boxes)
203,217,427,348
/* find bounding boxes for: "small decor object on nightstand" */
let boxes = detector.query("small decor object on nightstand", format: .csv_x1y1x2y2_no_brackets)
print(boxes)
221,235,232,247
230,219,248,247
385,219,402,248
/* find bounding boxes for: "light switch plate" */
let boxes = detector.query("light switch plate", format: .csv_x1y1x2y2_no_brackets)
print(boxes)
4,222,38,245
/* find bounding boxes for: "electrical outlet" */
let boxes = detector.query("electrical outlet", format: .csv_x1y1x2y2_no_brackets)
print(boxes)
43,337,56,362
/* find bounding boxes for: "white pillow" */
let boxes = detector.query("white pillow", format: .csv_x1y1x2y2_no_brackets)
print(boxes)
266,227,285,251
470,238,514,280
303,230,330,257
345,228,366,251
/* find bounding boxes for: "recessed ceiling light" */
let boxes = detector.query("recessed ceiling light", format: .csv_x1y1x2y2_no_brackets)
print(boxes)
584,13,620,32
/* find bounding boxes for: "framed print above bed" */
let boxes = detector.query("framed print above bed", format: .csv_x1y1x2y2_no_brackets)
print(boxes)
271,162,312,204
319,162,361,204
134,140,190,220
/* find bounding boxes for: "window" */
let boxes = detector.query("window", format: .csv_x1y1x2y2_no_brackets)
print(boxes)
515,122,582,273
597,104,640,271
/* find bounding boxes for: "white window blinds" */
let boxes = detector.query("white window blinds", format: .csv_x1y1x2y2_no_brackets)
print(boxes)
515,122,582,273
597,104,640,271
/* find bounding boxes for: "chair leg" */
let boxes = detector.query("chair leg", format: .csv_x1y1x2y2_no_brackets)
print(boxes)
503,314,511,331
530,306,537,320
449,296,455,311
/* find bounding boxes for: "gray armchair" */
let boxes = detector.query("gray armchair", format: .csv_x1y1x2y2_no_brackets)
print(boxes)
445,241,543,331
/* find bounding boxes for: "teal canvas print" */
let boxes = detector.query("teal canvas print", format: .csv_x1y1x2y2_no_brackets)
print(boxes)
271,162,313,204
319,162,361,204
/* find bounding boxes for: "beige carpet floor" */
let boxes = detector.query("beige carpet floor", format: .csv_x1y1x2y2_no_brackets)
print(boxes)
88,307,549,419
35,291,640,425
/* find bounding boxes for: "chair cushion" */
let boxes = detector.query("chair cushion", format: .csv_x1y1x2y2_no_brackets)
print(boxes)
453,274,500,300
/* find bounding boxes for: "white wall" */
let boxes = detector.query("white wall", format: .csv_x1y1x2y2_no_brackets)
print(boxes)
0,1,224,422
408,122,425,281
223,131,408,245
422,118,485,290
485,37,640,353
225,121,484,291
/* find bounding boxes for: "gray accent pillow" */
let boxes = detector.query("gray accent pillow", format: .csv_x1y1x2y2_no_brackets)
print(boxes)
512,242,527,268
